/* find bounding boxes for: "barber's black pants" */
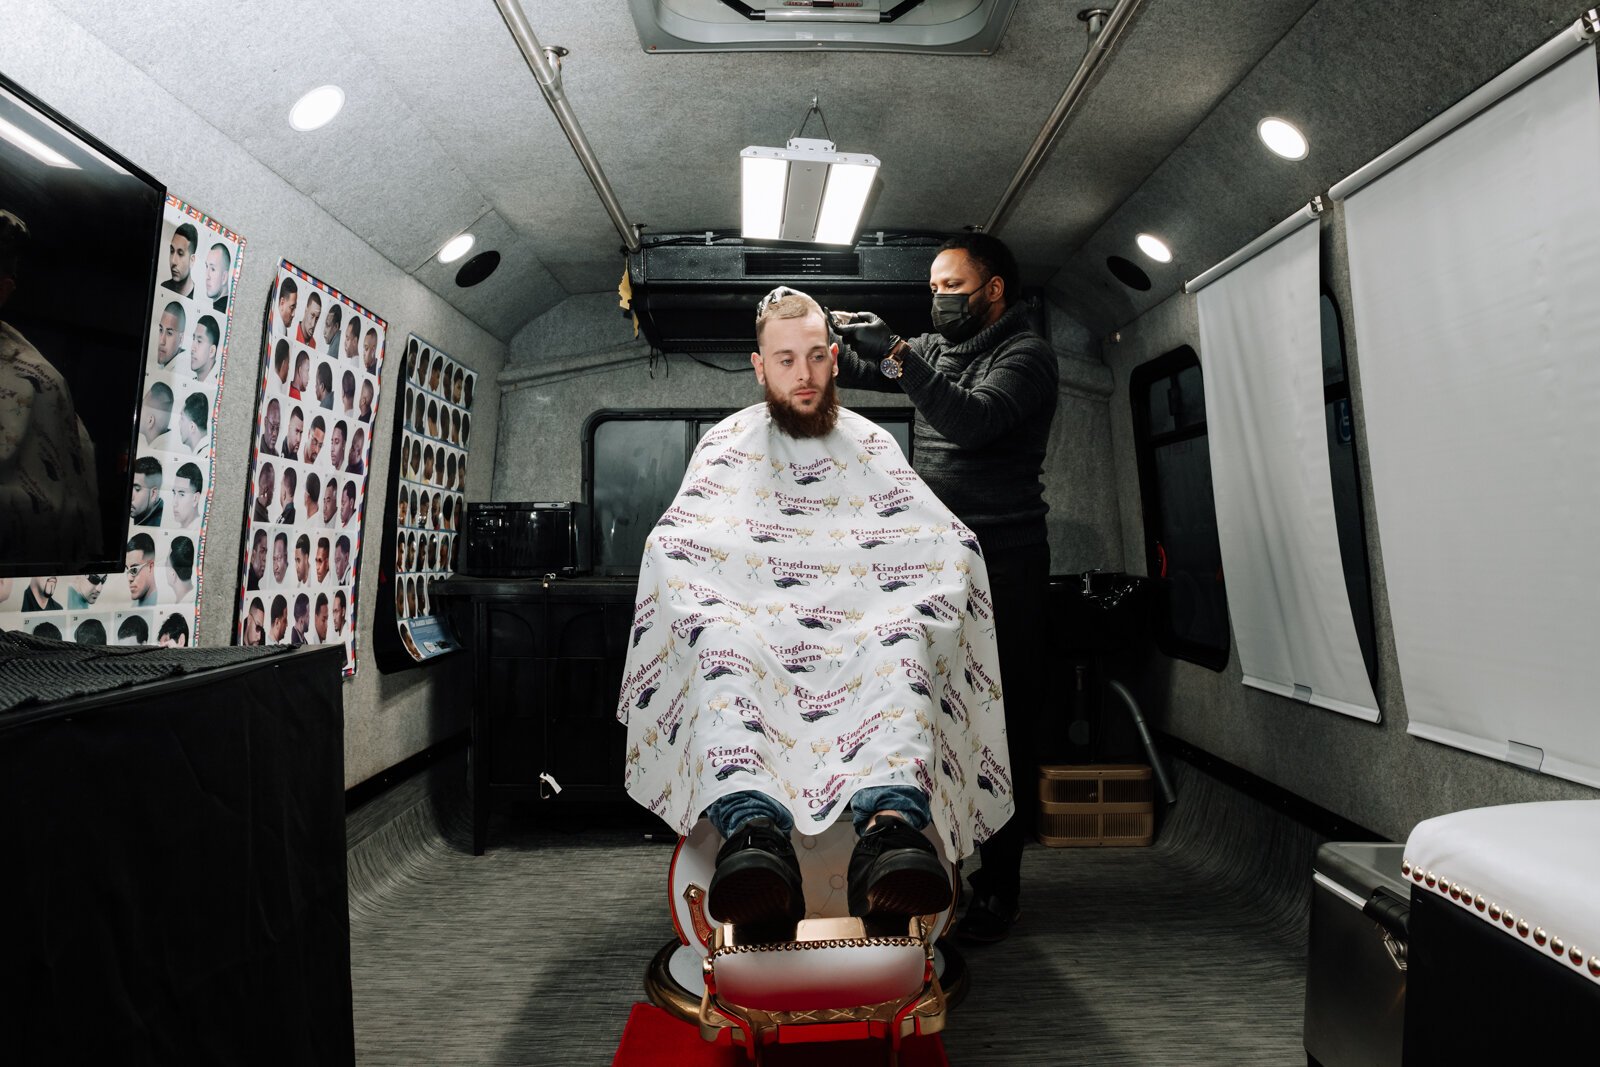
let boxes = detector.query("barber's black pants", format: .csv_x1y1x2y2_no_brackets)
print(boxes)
971,540,1051,903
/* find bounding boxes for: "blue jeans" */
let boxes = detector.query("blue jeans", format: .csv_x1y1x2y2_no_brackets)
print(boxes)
706,786,931,839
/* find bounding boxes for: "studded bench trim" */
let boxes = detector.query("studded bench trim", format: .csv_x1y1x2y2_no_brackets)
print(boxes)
1402,858,1600,986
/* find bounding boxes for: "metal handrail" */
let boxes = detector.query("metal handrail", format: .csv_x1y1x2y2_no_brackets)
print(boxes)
493,0,642,255
982,0,1147,234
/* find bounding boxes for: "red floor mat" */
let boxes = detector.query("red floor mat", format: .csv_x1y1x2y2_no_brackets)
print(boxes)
612,1003,951,1066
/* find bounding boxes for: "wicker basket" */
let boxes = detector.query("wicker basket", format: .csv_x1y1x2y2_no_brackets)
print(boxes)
1037,764,1154,847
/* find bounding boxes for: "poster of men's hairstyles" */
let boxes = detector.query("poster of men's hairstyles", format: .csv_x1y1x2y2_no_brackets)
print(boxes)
371,334,474,670
0,195,243,647
236,260,385,675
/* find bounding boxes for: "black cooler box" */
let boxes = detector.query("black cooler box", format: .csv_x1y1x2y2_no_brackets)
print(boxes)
1304,841,1409,1067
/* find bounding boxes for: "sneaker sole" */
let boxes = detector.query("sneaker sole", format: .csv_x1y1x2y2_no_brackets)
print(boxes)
864,854,953,917
709,862,802,927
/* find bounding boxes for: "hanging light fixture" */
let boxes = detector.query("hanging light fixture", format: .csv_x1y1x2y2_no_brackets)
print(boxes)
741,97,879,245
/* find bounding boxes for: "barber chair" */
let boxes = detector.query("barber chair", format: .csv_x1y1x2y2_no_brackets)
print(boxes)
645,819,968,1065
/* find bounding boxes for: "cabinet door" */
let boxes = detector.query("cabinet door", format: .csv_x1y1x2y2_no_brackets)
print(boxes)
485,602,546,659
541,596,631,800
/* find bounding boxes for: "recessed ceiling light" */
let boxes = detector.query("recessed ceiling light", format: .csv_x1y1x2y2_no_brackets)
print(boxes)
1135,233,1173,264
438,233,476,264
1258,117,1308,160
289,85,345,132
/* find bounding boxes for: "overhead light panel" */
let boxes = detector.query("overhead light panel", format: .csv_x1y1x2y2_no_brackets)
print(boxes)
438,233,476,264
741,155,789,241
742,98,879,245
290,85,345,132
1258,116,1309,160
1136,232,1173,263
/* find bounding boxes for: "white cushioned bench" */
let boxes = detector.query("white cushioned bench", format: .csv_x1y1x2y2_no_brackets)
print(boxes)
1403,799,1600,985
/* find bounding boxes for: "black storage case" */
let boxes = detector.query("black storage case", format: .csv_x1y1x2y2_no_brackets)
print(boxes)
1304,841,1409,1067
461,501,591,577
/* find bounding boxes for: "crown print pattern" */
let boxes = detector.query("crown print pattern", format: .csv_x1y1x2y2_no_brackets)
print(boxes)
616,405,1012,860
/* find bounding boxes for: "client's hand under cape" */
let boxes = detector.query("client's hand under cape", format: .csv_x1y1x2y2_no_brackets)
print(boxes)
617,404,1013,860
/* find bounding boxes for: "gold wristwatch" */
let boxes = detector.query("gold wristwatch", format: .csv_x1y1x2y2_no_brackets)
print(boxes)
879,337,907,380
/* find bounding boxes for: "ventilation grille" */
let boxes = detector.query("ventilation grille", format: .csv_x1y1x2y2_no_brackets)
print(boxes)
744,251,861,277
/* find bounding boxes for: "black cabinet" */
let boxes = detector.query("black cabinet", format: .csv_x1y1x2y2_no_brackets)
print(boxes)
434,576,637,853
0,645,352,1065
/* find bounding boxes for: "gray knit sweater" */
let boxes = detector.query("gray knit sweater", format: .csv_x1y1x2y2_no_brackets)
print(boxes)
836,303,1058,550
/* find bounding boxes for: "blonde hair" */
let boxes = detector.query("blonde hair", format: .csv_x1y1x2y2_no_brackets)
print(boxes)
755,287,826,346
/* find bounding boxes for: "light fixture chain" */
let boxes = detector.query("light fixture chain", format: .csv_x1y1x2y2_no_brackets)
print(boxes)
790,95,833,144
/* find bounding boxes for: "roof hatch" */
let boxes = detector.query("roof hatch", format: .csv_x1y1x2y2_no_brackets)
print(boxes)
628,0,1020,54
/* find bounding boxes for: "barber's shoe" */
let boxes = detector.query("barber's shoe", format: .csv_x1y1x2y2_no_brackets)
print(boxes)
708,817,805,931
954,891,1021,944
847,817,952,921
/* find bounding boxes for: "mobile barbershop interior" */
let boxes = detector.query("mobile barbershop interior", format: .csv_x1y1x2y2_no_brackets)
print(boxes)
2,1,1599,1064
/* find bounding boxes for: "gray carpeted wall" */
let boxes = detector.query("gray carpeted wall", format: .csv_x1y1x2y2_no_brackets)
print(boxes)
496,291,1124,573
1099,205,1600,843
1,2,509,789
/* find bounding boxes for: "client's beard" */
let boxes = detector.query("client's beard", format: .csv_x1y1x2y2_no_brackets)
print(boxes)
765,374,839,439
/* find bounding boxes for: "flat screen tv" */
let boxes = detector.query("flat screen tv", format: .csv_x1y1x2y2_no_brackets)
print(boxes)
0,71,162,578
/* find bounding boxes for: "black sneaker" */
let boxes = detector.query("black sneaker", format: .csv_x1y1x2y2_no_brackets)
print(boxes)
847,816,952,920
707,817,805,931
954,891,1020,943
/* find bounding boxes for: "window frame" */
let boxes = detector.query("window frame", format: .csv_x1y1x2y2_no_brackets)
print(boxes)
581,407,915,577
1318,288,1379,692
1129,346,1230,672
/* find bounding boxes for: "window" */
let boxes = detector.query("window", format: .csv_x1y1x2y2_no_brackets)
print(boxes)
583,409,913,576
1131,347,1229,670
1319,291,1378,689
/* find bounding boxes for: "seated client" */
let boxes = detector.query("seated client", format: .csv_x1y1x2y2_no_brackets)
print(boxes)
617,287,1013,935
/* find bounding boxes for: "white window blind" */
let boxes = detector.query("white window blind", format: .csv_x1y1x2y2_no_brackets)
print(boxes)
1341,46,1600,785
1194,220,1379,721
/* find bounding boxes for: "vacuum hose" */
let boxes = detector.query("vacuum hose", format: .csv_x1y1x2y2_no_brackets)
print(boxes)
1107,678,1177,805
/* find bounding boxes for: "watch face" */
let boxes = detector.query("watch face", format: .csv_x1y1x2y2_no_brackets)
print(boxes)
880,355,903,379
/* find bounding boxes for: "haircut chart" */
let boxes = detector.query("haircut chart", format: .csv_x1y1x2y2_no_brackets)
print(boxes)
236,260,385,675
373,334,475,669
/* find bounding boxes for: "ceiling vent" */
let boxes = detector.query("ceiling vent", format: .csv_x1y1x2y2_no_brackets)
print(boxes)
743,250,861,276
628,0,1020,54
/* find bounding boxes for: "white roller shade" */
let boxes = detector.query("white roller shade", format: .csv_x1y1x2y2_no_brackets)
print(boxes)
1195,221,1379,721
1342,46,1600,785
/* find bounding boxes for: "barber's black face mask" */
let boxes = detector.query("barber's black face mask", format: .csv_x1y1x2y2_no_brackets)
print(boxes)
931,287,990,343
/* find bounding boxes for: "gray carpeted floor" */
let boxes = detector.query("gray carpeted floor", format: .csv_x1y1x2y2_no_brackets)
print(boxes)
347,758,1320,1066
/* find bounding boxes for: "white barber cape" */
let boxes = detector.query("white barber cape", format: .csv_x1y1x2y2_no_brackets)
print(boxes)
617,404,1013,860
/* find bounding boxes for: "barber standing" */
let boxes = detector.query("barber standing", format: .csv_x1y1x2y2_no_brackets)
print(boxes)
834,233,1057,943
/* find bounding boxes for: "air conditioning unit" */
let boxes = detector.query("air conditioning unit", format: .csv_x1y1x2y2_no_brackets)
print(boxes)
628,234,945,352
629,0,1020,54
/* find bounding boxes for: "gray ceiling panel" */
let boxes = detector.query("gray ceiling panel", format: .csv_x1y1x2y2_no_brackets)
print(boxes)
231,92,492,275
1047,0,1586,335
998,0,1321,268
408,209,566,343
40,0,1597,347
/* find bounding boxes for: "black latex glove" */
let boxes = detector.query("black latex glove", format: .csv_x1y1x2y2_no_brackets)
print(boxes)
834,311,895,362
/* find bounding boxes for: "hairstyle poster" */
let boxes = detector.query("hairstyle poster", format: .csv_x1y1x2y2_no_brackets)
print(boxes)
236,260,385,675
0,195,243,648
372,334,475,670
